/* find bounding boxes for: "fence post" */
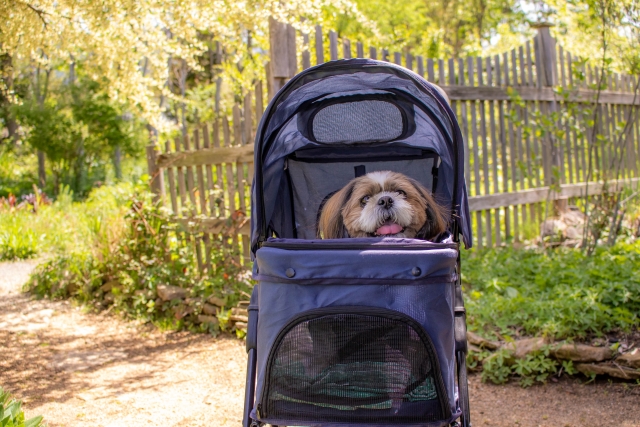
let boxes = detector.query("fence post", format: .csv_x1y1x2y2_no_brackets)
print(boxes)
146,143,164,204
268,17,297,101
534,23,567,213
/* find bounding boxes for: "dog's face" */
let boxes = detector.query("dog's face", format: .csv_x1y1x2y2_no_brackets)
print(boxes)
318,171,447,240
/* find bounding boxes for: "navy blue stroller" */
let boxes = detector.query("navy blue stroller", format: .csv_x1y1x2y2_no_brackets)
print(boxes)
243,59,473,427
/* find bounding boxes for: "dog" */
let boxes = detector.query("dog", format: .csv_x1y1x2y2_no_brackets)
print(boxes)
317,171,448,240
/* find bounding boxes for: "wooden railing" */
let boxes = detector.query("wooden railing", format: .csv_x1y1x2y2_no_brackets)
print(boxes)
147,23,640,271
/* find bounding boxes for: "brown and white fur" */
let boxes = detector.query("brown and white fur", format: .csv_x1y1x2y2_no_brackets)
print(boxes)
318,171,448,240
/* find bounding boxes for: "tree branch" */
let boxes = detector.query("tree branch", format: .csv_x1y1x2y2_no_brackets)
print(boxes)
23,3,49,29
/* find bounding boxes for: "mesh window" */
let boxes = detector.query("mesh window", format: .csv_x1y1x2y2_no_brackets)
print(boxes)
261,310,447,423
312,100,404,144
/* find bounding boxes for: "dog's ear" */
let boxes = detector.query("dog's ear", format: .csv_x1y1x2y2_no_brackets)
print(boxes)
317,182,355,239
407,177,448,240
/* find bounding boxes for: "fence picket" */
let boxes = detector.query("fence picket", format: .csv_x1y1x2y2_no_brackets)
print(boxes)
149,29,640,263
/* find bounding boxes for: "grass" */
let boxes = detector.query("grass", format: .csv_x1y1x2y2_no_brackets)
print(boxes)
0,183,134,261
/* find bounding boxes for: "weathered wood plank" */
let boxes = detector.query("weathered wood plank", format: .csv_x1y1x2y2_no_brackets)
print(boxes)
438,85,640,104
343,38,351,59
329,30,338,60
165,139,178,214
469,177,640,211
315,25,324,64
177,217,251,235
157,145,255,169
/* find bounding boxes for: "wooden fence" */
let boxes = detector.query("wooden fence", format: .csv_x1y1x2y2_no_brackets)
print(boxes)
147,22,640,271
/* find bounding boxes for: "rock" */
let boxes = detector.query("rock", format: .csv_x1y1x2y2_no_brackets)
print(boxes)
230,314,249,323
575,363,640,380
157,285,187,301
551,342,613,363
100,280,119,292
237,300,251,308
467,331,500,350
235,321,248,330
504,337,547,359
618,348,640,368
202,303,218,316
207,295,225,307
103,293,115,303
172,305,193,319
197,315,219,326
231,307,247,317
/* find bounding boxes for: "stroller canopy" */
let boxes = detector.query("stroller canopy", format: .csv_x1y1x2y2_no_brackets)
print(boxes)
251,59,472,253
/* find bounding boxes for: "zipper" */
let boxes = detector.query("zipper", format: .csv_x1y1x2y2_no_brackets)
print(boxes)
262,240,457,251
259,305,451,421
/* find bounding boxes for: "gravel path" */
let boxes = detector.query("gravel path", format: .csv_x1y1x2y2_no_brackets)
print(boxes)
1,261,639,427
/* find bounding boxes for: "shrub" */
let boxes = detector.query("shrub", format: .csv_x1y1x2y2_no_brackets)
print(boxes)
25,191,253,333
462,241,640,340
0,387,44,427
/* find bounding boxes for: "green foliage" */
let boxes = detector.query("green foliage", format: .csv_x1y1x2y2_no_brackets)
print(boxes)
0,216,38,260
476,347,567,387
24,188,252,332
0,182,136,260
12,74,145,198
0,387,44,427
462,242,640,340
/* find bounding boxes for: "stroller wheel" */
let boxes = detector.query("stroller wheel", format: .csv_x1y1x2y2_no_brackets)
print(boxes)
457,351,471,427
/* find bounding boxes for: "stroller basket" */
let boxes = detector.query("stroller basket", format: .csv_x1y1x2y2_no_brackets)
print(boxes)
262,307,448,423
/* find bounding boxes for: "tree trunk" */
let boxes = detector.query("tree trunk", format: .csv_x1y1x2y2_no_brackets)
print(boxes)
113,145,122,180
37,150,46,187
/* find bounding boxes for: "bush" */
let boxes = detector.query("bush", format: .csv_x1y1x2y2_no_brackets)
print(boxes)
0,217,38,261
0,182,138,260
0,387,44,427
462,242,640,340
25,191,253,333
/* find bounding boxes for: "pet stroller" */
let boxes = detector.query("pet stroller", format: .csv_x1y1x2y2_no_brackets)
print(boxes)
242,59,473,427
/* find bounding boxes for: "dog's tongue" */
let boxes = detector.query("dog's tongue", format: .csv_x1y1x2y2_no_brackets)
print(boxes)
376,222,403,236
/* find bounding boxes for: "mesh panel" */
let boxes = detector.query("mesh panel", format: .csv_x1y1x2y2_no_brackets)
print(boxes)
263,311,445,423
312,100,404,144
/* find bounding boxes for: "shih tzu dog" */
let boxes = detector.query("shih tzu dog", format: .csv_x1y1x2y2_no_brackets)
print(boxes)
318,171,448,240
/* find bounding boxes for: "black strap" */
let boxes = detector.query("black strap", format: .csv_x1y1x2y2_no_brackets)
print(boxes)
354,164,366,177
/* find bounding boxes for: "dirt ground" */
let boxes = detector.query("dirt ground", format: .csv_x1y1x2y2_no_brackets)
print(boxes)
1,260,640,427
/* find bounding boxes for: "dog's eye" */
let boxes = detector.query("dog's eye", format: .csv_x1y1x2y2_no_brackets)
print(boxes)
360,196,370,206
396,189,407,197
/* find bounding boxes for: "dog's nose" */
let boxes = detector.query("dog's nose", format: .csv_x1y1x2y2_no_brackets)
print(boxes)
378,196,393,208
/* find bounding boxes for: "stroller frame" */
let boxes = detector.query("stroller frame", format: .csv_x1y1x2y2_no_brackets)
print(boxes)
242,59,473,427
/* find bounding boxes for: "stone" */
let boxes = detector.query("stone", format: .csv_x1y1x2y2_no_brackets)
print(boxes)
575,363,640,380
231,307,247,317
230,314,249,323
207,295,225,307
467,331,500,350
202,303,218,316
172,305,193,319
197,315,219,325
551,342,613,363
100,280,119,292
157,285,187,301
618,348,640,369
504,337,547,359
237,300,251,308
235,321,248,330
